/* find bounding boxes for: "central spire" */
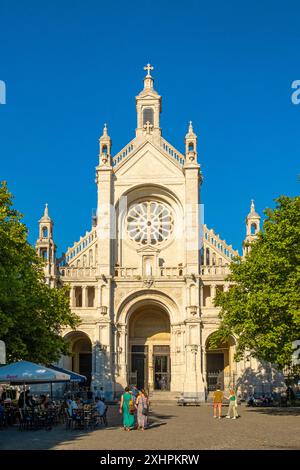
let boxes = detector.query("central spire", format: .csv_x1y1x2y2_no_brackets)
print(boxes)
143,62,154,89
136,63,162,142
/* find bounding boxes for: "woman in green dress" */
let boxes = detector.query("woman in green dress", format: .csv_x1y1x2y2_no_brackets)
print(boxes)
119,387,135,431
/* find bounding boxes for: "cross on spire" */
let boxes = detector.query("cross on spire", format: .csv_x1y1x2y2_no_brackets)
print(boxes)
144,63,154,77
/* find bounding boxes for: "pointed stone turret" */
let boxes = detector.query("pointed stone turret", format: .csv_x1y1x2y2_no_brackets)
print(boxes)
39,203,51,222
99,123,112,165
36,204,57,286
243,199,261,256
185,121,197,163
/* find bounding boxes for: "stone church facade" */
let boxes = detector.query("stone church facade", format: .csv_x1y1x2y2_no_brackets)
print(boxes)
36,65,281,400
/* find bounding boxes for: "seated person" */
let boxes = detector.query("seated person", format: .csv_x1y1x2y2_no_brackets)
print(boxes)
18,390,35,409
40,394,50,410
95,387,105,401
95,397,107,417
67,398,78,417
247,394,255,406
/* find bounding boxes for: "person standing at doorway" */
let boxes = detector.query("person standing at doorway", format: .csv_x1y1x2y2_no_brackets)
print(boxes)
120,387,135,431
213,385,224,419
226,388,238,419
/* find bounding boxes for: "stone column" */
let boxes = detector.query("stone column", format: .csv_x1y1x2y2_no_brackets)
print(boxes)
117,324,128,391
200,283,204,308
82,286,87,308
97,283,102,308
183,321,205,401
184,158,201,276
96,160,113,278
148,344,154,391
96,321,114,401
211,284,216,304
70,286,76,308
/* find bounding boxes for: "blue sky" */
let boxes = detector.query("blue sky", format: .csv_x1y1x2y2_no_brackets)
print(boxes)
0,0,299,254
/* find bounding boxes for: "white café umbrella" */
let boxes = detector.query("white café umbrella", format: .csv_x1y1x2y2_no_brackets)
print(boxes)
0,360,71,407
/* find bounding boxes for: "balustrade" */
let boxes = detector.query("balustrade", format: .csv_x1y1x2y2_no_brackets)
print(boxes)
161,139,185,166
112,140,135,167
59,266,97,278
114,267,139,278
201,265,230,276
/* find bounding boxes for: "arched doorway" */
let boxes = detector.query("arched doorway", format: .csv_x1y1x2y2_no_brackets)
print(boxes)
63,331,92,385
205,334,236,392
128,303,171,391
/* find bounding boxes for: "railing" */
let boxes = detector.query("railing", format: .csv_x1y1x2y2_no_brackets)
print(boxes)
207,371,237,392
59,266,97,278
201,266,230,276
114,266,184,278
203,224,239,260
160,266,184,277
161,138,185,166
114,267,139,278
62,229,97,266
112,140,135,167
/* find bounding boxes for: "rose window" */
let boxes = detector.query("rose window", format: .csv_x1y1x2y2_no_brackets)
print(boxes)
126,201,174,245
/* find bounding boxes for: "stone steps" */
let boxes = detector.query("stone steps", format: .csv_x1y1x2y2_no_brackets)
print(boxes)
148,391,179,403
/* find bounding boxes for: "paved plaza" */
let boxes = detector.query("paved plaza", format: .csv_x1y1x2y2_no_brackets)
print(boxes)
0,404,299,450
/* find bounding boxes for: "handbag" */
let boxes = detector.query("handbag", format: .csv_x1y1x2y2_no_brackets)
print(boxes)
129,398,135,414
141,398,148,416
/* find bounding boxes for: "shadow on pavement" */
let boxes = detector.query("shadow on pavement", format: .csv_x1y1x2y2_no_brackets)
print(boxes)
0,405,125,450
246,407,300,417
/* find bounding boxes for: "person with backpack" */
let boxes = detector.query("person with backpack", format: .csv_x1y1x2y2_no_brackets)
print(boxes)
119,387,135,431
136,389,149,431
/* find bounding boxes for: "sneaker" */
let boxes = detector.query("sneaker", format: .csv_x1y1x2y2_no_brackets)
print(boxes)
218,416,221,419
225,416,231,419
232,417,237,420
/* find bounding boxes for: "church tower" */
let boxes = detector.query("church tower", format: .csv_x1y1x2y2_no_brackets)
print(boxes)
135,63,162,145
243,199,261,255
36,204,56,287
185,121,197,162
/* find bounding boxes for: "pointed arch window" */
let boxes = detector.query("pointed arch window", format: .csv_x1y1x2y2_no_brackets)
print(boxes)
143,107,154,126
40,248,48,260
42,226,48,238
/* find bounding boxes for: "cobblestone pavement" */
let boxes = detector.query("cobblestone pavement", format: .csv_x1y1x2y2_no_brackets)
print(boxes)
0,404,299,450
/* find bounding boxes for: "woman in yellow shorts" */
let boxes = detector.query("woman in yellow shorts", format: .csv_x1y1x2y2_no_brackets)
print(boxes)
213,385,224,419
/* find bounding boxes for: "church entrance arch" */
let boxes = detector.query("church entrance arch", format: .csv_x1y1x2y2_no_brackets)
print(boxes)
128,302,171,391
205,334,236,392
63,331,92,385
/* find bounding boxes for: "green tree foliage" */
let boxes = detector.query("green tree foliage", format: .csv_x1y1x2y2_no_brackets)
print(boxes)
214,196,300,369
0,181,79,363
